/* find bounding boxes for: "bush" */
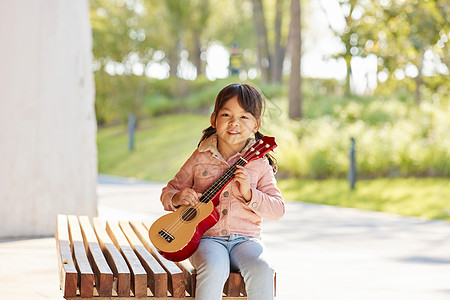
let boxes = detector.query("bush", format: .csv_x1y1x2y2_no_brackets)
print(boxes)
264,93,450,179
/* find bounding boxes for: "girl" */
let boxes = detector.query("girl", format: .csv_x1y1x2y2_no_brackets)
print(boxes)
160,83,285,300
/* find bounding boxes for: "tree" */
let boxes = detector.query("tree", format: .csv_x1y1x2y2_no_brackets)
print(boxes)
319,0,363,95
271,0,287,83
189,0,211,76
252,0,272,82
288,0,302,119
359,0,448,103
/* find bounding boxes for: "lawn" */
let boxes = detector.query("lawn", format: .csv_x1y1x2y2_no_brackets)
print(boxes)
98,113,450,221
278,177,450,221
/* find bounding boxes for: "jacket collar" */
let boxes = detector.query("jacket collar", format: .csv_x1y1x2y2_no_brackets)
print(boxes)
198,134,257,158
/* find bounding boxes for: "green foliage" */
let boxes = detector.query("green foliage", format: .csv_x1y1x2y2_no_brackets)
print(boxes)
278,177,450,221
95,75,291,125
97,113,450,221
319,0,449,99
264,91,450,179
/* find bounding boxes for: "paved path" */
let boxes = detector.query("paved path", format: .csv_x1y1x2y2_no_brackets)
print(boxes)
1,176,450,299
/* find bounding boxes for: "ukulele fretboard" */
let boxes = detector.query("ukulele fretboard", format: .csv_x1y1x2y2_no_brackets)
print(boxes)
199,157,247,204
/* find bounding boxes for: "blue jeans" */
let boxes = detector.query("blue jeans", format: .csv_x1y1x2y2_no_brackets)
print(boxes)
189,234,275,300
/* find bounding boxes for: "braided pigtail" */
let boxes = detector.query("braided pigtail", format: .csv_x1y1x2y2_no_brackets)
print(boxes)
197,126,217,147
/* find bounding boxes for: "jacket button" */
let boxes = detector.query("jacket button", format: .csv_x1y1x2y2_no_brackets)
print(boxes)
222,209,228,215
202,171,208,176
223,191,229,197
251,202,258,208
221,229,228,235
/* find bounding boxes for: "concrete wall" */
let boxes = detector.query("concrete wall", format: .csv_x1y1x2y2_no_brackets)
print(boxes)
0,0,97,238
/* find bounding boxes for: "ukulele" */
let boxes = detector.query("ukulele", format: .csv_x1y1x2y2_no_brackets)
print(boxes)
148,136,277,262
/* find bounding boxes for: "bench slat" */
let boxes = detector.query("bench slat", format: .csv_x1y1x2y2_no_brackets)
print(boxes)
78,216,114,297
224,272,243,297
57,215,276,299
93,218,131,297
175,260,197,297
134,221,186,298
67,215,94,298
56,214,78,298
106,221,148,297
119,221,168,297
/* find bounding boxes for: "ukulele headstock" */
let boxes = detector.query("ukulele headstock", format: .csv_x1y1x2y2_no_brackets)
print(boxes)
242,136,277,162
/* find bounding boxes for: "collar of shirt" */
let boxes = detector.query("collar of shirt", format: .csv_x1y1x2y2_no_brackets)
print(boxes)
198,133,256,163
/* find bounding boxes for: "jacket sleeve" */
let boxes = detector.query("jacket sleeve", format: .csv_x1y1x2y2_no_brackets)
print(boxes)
247,160,285,221
160,150,197,211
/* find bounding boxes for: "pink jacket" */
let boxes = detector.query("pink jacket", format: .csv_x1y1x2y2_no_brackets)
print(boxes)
160,134,285,237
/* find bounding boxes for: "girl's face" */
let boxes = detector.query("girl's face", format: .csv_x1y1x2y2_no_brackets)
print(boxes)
211,96,260,152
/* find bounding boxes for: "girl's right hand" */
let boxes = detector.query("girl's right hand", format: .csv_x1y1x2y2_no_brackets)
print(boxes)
172,188,201,208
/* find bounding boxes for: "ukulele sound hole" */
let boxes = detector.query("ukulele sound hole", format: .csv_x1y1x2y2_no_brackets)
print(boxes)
181,207,197,222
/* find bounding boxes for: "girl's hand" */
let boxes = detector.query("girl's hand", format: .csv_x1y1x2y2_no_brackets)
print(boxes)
172,188,201,208
234,165,252,202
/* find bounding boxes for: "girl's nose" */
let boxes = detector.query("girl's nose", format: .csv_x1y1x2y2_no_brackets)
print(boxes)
229,117,239,126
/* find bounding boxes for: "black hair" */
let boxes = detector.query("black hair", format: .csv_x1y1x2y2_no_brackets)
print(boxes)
198,83,277,173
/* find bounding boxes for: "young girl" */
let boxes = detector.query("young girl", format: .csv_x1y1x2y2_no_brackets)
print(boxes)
160,83,285,300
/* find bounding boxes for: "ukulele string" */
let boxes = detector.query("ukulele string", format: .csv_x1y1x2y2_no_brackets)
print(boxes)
163,140,268,235
163,141,267,235
166,159,246,234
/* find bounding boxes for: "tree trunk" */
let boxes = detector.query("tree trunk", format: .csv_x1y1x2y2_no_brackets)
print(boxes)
271,0,285,83
251,0,271,82
288,0,302,119
168,38,181,77
193,30,202,76
345,56,352,95
414,50,424,105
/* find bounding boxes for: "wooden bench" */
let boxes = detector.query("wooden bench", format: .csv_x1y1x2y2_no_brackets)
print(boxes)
56,214,276,299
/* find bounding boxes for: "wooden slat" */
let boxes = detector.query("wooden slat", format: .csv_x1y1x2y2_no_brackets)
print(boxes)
224,272,243,297
106,220,148,298
55,214,78,298
135,221,186,298
119,221,168,297
78,216,113,297
67,215,94,298
274,272,276,297
175,259,197,297
93,218,131,297
65,297,248,300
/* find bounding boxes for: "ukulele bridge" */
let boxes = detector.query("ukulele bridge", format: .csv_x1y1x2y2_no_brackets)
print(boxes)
158,229,175,243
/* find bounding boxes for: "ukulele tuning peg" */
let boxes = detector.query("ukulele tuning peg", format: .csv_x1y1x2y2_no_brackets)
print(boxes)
255,151,260,155
251,147,255,151
259,140,263,144
265,144,270,148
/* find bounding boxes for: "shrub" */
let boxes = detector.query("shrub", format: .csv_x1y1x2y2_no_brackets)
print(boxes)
264,93,450,179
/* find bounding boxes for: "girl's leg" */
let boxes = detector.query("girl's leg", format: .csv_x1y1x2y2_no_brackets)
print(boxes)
190,237,230,300
230,237,275,300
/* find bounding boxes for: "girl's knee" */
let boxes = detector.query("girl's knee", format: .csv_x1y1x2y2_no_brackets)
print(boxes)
198,261,230,278
242,258,274,279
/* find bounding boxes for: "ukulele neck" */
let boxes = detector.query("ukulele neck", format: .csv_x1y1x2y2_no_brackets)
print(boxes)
199,157,247,204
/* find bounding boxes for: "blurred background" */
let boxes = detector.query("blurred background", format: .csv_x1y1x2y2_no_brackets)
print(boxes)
93,0,449,221
0,2,448,299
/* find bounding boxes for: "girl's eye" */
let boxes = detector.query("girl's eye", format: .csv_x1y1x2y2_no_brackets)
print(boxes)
241,116,249,119
221,113,230,117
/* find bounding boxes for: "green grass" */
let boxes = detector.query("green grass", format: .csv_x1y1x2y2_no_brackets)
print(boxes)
98,113,450,221
278,177,450,221
98,114,210,181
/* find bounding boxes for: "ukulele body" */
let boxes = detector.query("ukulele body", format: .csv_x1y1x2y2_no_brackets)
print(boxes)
149,193,221,262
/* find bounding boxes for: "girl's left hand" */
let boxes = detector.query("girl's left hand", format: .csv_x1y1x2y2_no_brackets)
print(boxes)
234,165,252,202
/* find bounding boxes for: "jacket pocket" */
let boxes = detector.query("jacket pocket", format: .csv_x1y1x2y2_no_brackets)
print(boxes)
192,164,221,192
